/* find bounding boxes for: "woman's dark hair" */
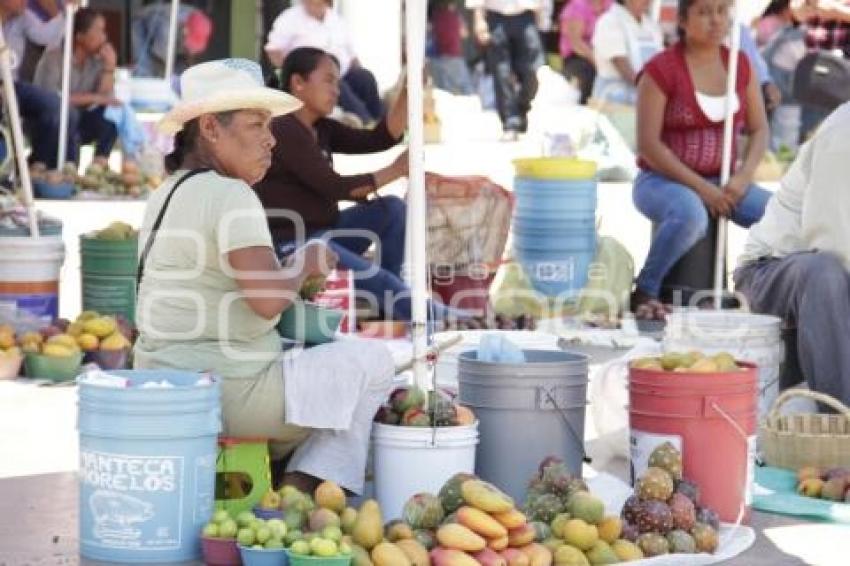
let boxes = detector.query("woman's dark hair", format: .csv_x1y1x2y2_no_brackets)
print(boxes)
278,47,339,94
164,111,236,173
762,0,791,18
73,8,102,37
677,0,700,40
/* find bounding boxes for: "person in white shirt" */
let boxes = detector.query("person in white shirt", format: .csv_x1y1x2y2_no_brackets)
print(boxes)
467,0,545,139
735,102,850,405
265,0,382,124
591,0,662,105
1,0,72,167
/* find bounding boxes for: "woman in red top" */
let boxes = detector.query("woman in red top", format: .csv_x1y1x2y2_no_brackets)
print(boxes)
631,0,771,318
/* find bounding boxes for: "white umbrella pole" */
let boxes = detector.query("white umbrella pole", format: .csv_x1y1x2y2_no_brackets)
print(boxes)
404,0,429,390
713,4,743,309
164,0,180,83
0,26,39,237
56,2,75,171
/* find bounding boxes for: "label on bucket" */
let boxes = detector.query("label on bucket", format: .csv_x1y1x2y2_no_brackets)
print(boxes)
745,435,756,506
629,430,682,485
80,450,184,550
0,293,58,321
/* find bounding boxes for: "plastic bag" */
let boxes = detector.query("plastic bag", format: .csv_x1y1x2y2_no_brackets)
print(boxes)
477,333,526,363
490,236,635,320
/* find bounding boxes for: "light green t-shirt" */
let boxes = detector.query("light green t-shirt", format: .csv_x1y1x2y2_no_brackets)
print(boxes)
134,170,281,380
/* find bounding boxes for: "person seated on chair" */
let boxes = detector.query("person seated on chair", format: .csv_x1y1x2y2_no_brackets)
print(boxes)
264,0,383,125
1,0,72,167
254,47,467,322
134,58,396,495
735,102,850,406
33,7,118,165
591,0,663,106
631,0,772,320
130,3,213,80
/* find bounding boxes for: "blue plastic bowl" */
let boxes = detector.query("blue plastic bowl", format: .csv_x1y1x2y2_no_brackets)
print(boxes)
239,544,289,566
34,180,75,199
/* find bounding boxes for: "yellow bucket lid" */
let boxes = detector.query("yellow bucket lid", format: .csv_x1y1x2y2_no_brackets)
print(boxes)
513,158,598,181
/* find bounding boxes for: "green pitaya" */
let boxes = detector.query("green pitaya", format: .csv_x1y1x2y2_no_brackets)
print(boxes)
637,533,670,557
668,493,696,531
666,529,697,553
414,529,437,550
635,500,673,534
439,472,477,514
299,276,326,301
648,442,683,481
524,493,564,523
541,460,574,495
695,507,720,531
674,479,700,506
691,522,719,553
636,467,675,501
529,521,551,542
402,493,445,530
428,390,457,427
390,385,426,414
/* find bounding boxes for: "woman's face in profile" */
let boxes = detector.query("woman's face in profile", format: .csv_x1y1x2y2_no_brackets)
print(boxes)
213,110,276,185
295,56,341,117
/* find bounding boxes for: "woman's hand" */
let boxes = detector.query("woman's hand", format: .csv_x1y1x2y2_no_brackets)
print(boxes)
700,182,734,218
723,174,750,206
296,240,338,278
98,42,118,71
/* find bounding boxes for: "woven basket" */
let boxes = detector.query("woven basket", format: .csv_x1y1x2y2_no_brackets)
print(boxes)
760,389,850,470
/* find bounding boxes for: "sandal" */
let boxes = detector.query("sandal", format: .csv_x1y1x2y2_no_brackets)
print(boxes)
630,289,671,322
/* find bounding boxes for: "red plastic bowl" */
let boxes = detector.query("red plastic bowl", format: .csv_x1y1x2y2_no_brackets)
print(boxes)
202,536,242,566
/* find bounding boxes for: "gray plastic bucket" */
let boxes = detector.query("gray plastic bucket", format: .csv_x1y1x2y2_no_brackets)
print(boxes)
458,349,589,502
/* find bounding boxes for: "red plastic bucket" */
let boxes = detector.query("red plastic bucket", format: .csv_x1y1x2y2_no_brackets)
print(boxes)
431,271,495,315
628,363,758,524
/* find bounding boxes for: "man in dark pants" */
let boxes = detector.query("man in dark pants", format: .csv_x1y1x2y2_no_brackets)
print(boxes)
468,0,545,139
735,102,850,406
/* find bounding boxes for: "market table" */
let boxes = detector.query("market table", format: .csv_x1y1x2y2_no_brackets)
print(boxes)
0,471,837,565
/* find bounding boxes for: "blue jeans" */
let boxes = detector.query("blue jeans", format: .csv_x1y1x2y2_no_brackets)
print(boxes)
14,81,69,168
486,10,544,132
633,171,772,298
277,196,463,321
429,56,474,95
71,105,119,160
339,66,383,124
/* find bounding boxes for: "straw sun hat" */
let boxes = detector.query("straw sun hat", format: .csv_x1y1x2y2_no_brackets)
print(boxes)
158,58,302,134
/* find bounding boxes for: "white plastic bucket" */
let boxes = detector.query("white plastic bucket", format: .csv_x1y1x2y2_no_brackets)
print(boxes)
433,330,560,388
0,236,65,320
372,422,478,521
663,311,785,417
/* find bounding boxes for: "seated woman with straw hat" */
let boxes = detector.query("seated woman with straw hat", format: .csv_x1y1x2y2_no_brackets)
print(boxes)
133,58,396,495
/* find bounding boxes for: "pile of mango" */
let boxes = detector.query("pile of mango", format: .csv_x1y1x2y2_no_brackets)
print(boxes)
630,351,743,373
797,466,850,503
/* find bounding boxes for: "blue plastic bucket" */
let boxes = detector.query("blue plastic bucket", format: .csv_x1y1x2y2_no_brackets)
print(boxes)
78,370,221,563
513,177,598,214
512,227,597,251
513,209,597,226
514,246,596,297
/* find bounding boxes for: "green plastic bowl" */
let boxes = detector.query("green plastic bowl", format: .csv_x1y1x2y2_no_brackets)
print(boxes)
286,551,351,566
277,302,343,345
24,351,83,382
